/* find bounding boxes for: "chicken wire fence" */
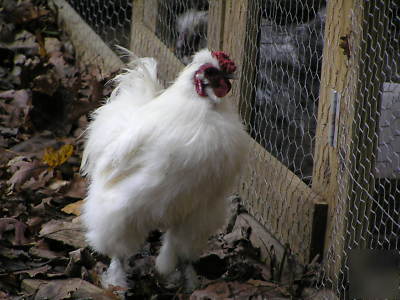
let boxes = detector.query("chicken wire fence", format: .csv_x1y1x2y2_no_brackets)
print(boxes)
248,1,325,184
66,0,132,50
236,0,327,272
55,0,400,297
319,0,400,298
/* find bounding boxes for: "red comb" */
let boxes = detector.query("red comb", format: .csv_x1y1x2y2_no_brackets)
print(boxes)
212,51,236,74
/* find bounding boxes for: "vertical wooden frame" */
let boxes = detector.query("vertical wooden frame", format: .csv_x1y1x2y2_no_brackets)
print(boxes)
131,0,144,23
344,0,389,250
313,0,390,286
207,0,226,51
143,0,158,33
311,0,356,269
238,0,261,127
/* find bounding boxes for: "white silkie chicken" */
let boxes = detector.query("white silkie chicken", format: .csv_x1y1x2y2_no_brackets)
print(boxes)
81,49,248,289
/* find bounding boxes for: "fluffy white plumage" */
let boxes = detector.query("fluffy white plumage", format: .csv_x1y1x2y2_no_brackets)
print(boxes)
81,49,248,288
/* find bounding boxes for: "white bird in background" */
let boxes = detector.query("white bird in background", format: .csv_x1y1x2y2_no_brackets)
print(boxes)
80,49,248,289
176,9,208,64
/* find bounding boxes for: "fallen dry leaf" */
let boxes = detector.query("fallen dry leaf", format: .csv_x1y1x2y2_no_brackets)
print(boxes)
39,219,86,249
63,175,87,199
31,197,53,215
21,279,48,295
65,248,95,277
48,179,69,191
0,217,29,245
27,278,114,300
10,131,52,152
0,30,39,55
22,168,54,191
8,2,49,25
42,144,74,168
7,158,46,190
247,279,277,288
0,291,11,299
61,200,83,216
0,245,30,260
32,70,60,96
190,282,231,299
29,239,67,260
44,37,62,55
0,89,32,128
14,265,52,278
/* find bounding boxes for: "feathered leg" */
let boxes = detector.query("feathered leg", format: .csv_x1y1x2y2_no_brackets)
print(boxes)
156,199,228,291
83,193,148,289
155,230,179,276
156,228,203,291
102,257,128,288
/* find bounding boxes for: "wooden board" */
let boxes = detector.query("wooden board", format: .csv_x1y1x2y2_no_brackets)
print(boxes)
240,131,326,265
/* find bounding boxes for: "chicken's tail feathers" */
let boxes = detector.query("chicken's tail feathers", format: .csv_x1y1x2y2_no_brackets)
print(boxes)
80,48,163,177
80,146,90,177
109,46,164,104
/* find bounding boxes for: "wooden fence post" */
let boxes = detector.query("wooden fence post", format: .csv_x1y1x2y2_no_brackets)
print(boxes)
313,0,390,283
311,0,355,265
143,0,158,33
207,0,226,51
131,0,143,23
222,0,261,126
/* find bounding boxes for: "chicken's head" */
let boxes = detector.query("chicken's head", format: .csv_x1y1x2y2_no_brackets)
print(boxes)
192,50,236,101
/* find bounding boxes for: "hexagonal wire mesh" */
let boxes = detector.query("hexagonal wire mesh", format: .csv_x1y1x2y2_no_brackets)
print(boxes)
67,0,132,49
253,1,325,183
235,0,327,267
155,0,209,65
319,0,400,298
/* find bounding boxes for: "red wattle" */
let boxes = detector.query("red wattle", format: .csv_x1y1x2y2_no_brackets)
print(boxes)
213,78,231,98
194,77,206,97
